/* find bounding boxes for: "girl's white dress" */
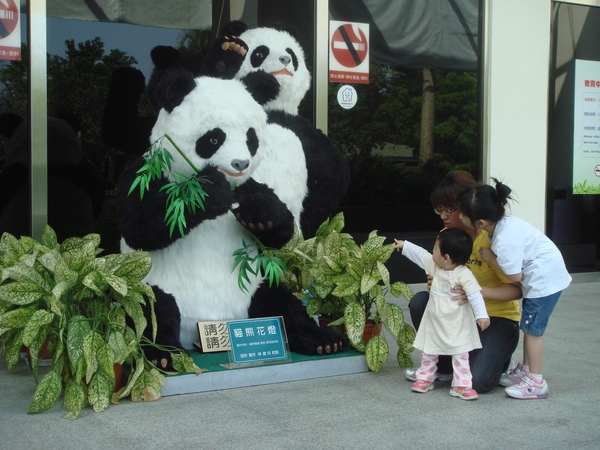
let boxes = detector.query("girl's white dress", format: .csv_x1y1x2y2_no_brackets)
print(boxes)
403,241,487,355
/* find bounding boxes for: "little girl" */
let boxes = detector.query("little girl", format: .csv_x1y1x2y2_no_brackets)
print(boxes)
459,178,571,399
394,228,490,401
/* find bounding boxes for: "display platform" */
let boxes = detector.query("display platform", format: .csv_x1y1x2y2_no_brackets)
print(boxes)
162,349,368,396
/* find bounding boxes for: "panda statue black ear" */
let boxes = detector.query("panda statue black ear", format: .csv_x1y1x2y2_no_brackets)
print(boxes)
221,20,248,37
150,46,181,70
153,67,197,113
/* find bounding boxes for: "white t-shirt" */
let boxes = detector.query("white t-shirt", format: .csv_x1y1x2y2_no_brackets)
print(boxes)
491,215,572,298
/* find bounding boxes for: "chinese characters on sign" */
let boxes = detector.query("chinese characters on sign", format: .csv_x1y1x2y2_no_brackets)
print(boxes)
197,321,231,352
227,317,289,365
573,60,600,194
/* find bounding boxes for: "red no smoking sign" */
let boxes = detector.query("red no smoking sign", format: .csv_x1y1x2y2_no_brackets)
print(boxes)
0,0,21,61
329,21,369,85
0,0,19,39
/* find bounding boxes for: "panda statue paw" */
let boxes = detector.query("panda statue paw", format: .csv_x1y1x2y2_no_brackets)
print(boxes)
232,181,294,248
219,36,247,57
289,326,345,356
203,35,249,79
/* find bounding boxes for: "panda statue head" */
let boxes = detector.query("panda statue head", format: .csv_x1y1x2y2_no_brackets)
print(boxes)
236,27,311,115
149,69,267,186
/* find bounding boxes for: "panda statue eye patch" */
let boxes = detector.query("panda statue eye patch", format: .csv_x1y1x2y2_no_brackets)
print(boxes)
246,128,258,156
286,48,299,72
251,45,270,68
196,128,225,159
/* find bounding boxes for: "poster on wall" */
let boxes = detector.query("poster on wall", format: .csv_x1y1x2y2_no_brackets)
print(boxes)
329,21,369,85
0,0,21,61
573,59,600,194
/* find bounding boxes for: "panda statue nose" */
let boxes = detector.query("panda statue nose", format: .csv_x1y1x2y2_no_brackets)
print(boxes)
231,159,250,172
279,55,291,66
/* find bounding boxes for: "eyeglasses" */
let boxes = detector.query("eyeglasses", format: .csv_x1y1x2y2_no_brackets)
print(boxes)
433,207,457,216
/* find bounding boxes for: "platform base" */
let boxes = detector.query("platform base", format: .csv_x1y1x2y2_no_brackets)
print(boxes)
162,349,368,396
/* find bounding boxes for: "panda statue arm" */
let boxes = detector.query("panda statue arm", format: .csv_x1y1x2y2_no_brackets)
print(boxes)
115,157,234,251
268,111,350,238
233,178,294,249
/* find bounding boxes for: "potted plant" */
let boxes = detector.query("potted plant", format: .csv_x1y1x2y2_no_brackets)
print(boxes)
277,212,416,372
0,226,202,419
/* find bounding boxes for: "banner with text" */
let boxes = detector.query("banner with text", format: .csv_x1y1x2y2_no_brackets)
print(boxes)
573,59,600,194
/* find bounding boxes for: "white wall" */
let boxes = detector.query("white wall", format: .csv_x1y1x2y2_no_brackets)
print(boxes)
482,0,551,231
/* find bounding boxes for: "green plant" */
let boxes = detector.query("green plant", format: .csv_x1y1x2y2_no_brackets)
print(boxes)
0,226,202,419
130,134,285,292
277,212,416,372
573,180,600,194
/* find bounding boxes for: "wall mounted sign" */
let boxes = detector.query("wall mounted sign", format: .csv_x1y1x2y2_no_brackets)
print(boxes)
337,84,358,109
329,21,369,85
573,59,600,194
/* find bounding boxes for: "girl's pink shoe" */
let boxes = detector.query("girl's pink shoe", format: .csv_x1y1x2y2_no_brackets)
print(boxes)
449,386,479,400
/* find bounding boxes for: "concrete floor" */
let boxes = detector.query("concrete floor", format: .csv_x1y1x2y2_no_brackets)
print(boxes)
1,272,599,449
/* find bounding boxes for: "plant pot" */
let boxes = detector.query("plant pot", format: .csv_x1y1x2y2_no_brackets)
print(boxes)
113,363,123,392
362,320,383,343
23,339,53,367
318,316,382,345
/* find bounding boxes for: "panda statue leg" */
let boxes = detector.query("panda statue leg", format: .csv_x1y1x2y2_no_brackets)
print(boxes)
142,286,185,369
249,282,343,355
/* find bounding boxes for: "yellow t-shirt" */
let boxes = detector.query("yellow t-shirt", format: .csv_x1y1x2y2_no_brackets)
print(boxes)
466,230,521,321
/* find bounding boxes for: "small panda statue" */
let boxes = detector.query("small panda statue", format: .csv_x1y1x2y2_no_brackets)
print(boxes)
115,69,342,365
235,26,350,239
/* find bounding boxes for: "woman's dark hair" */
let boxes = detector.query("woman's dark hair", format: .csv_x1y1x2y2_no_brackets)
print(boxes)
430,170,478,209
437,228,473,266
459,177,514,227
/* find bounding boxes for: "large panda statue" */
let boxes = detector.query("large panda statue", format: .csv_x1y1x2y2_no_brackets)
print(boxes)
235,26,350,239
115,70,342,366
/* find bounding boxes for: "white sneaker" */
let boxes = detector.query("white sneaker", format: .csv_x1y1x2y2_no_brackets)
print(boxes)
499,363,527,387
404,368,453,382
505,376,549,399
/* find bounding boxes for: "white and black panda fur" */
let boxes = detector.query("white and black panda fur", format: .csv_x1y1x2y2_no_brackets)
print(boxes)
116,69,343,363
118,75,276,350
235,27,350,239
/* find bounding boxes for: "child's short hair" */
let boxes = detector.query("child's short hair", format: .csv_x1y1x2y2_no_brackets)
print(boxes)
437,228,473,266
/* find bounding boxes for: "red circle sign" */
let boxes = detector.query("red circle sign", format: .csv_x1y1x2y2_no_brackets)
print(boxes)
331,24,368,68
0,0,19,39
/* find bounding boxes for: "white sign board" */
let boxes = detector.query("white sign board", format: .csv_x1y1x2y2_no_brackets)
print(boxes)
573,59,600,194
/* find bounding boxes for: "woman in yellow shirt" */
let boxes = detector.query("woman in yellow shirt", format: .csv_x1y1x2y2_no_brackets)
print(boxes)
405,170,522,393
